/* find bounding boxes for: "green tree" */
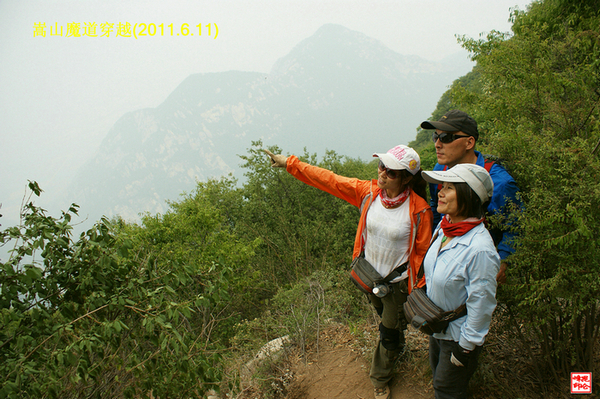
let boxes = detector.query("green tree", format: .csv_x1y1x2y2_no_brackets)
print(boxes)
119,177,260,343
0,182,232,398
234,142,376,287
446,0,600,391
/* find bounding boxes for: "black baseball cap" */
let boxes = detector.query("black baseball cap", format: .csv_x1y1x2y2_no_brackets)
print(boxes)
420,110,479,140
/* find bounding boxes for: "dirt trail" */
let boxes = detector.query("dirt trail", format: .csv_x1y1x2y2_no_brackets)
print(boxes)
285,323,433,399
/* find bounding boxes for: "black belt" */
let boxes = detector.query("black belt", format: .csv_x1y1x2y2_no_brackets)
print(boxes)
383,261,408,283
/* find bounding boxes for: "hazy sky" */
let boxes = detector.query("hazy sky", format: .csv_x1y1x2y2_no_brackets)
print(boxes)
0,0,532,227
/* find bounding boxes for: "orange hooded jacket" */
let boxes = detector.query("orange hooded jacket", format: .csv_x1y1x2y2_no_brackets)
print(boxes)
286,155,433,293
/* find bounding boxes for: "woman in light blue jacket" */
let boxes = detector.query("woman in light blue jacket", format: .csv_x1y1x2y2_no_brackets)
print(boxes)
421,164,500,399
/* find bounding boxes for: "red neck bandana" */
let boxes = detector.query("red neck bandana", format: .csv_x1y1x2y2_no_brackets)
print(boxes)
380,188,409,208
440,214,483,237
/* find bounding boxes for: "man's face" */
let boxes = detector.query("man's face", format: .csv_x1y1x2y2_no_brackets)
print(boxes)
433,130,476,167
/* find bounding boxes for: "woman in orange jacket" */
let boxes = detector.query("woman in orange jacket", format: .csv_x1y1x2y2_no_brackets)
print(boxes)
265,145,433,399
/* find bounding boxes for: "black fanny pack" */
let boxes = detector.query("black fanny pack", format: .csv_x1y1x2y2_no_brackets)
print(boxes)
403,232,467,335
349,254,407,296
403,287,466,335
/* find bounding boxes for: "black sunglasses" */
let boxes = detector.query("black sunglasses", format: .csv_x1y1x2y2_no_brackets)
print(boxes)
432,132,471,144
378,160,402,179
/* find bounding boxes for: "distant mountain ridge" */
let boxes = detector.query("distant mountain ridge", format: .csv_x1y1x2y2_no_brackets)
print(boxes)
66,24,472,225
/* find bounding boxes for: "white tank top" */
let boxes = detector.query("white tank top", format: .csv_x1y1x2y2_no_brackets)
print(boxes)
364,194,411,282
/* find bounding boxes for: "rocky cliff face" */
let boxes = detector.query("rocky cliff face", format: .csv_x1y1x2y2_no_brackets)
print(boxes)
67,24,471,224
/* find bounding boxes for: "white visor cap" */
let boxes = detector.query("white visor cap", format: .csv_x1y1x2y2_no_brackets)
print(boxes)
422,163,494,204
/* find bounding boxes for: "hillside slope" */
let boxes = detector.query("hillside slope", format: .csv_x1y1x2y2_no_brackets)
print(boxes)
66,24,471,225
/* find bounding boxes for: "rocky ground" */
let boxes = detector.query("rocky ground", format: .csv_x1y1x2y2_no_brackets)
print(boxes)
285,323,433,399
235,321,434,399
221,307,582,399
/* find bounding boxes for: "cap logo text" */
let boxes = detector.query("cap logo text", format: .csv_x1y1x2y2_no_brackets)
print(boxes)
389,146,407,160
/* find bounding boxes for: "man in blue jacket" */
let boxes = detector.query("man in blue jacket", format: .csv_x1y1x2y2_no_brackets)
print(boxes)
420,110,520,284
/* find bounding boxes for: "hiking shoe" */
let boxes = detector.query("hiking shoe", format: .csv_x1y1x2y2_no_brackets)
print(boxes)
374,384,390,399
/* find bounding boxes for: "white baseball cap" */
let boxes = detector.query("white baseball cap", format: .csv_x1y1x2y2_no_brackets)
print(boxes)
422,164,494,204
373,145,421,175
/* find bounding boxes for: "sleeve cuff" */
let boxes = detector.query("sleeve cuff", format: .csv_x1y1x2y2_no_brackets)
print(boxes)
458,338,475,352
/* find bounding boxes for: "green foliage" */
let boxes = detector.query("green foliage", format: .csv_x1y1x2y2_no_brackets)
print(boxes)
11,3,600,395
235,141,372,287
444,0,600,389
1,144,381,398
227,267,365,398
237,268,362,349
0,183,231,398
118,178,260,344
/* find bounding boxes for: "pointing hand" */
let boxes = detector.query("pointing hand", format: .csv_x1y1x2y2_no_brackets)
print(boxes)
264,149,288,168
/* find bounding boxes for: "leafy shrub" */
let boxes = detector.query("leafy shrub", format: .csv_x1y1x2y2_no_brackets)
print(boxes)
444,0,600,392
0,182,233,398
